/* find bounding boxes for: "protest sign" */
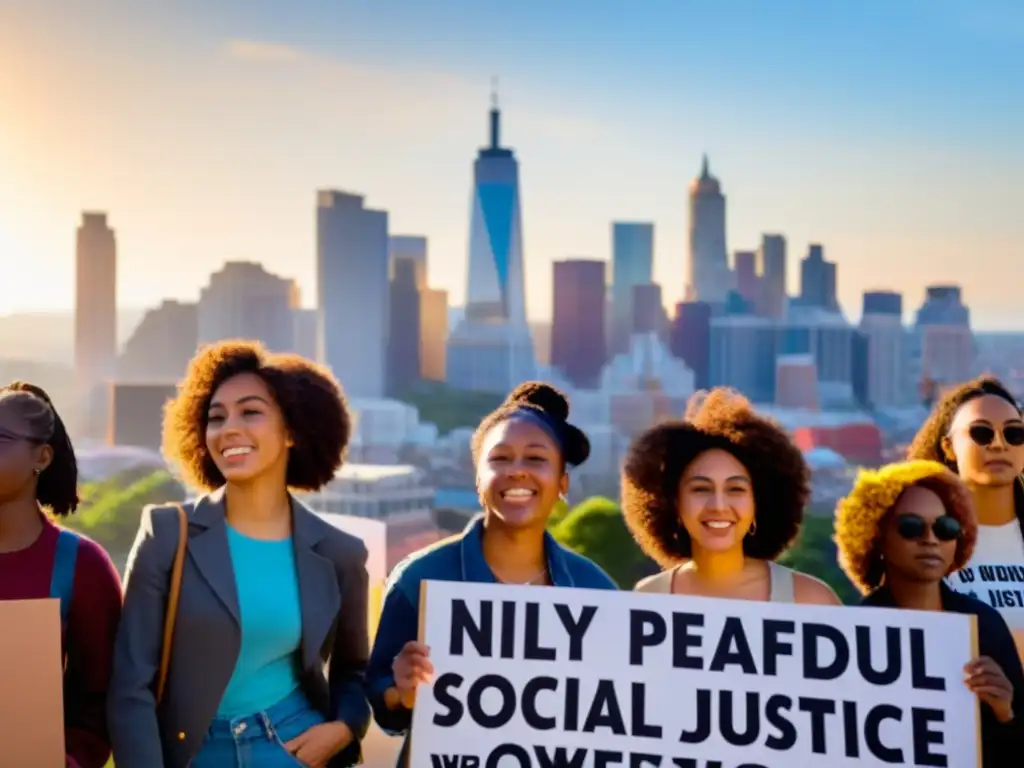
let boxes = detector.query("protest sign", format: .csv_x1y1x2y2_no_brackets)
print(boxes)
0,598,66,767
410,581,980,768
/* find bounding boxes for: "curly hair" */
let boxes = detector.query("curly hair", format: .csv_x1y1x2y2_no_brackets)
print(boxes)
0,382,79,516
834,460,977,594
471,381,590,469
163,340,351,492
621,388,809,567
907,375,1020,471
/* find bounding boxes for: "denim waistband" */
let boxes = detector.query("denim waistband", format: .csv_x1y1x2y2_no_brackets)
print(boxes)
205,687,308,738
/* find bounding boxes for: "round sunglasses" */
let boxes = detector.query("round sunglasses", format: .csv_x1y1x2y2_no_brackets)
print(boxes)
895,513,961,542
967,423,1024,448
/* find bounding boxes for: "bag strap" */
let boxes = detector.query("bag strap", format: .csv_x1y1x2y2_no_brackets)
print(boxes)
155,504,188,706
50,529,80,626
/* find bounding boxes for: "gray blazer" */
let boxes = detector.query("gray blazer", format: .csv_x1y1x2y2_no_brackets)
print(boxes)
108,487,371,768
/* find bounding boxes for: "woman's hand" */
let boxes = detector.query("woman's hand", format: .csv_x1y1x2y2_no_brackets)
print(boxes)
392,641,433,708
964,656,1015,723
282,721,353,768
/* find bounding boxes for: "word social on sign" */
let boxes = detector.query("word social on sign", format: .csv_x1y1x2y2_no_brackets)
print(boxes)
408,581,980,768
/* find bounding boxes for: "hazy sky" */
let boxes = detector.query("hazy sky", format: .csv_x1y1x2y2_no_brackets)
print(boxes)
1,0,1021,328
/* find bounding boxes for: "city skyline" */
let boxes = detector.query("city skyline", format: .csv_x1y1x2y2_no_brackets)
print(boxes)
1,1,1021,328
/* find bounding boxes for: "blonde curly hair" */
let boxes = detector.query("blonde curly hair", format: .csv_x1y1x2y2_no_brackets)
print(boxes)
834,460,977,595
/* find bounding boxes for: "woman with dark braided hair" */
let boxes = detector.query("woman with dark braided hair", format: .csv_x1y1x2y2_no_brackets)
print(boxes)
907,375,1024,659
366,382,617,767
0,381,123,768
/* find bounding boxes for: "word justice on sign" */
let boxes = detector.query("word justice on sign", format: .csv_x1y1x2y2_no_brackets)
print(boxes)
409,581,980,768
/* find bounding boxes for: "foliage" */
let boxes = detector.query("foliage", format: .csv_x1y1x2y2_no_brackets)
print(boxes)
546,498,570,529
551,496,658,589
778,513,859,604
395,382,503,434
62,469,187,568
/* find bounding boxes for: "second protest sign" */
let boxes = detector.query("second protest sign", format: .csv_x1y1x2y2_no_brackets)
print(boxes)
409,580,979,768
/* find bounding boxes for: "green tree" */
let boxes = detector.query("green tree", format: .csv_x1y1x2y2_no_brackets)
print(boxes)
63,469,187,570
395,382,502,434
551,497,658,589
778,513,859,604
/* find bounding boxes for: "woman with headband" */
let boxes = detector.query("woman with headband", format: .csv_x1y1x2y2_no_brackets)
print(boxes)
366,382,617,767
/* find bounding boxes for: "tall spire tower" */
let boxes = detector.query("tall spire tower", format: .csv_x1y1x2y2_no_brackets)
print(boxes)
687,154,732,304
446,83,536,393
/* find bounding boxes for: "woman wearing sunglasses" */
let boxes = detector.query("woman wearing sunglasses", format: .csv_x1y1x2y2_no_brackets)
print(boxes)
907,376,1024,658
834,459,1024,764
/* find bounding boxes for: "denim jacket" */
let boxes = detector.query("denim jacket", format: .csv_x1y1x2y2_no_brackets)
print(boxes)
366,514,618,766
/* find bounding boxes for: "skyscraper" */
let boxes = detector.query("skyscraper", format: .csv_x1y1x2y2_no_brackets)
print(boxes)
756,234,787,319
74,212,117,439
610,222,654,355
446,89,535,393
687,155,732,304
317,190,390,398
198,261,297,353
389,235,427,290
551,259,606,389
799,243,838,310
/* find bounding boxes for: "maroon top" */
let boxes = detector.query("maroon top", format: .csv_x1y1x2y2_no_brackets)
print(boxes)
0,516,123,768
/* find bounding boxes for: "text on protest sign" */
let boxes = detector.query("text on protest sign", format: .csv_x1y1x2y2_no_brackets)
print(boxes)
409,581,980,768
947,564,1024,631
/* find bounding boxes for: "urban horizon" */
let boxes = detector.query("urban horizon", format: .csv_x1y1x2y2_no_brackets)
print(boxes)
1,3,1021,330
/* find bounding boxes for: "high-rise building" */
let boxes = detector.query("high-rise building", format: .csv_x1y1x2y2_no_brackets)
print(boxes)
630,283,665,336
670,301,712,390
687,155,732,304
317,190,390,398
709,315,778,403
387,258,421,396
914,285,974,386
860,290,908,408
118,300,198,383
419,288,448,381
799,244,837,310
756,234,787,319
74,212,118,439
551,259,606,389
446,90,535,393
198,261,298,353
389,235,427,290
733,250,758,306
610,222,654,355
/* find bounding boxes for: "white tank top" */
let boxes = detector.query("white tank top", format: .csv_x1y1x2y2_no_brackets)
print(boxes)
635,560,796,602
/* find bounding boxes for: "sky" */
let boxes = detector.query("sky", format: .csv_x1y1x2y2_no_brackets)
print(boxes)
0,0,1022,328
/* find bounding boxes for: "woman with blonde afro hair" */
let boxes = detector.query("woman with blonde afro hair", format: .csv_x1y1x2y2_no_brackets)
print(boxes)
835,460,1024,764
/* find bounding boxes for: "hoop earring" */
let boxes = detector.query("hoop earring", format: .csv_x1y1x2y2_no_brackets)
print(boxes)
33,468,41,476
746,519,757,537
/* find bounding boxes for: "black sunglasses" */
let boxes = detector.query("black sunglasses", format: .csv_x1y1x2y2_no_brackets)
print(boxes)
968,424,1024,448
895,514,961,542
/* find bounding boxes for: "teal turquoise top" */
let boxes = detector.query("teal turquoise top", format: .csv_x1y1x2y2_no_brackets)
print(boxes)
216,526,303,717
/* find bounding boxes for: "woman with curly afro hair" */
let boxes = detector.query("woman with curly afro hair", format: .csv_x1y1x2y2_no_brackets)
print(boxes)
366,382,617,767
622,388,840,605
907,376,1024,659
834,459,1024,764
109,341,370,768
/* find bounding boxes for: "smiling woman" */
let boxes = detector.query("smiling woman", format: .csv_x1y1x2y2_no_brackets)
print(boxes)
108,340,371,768
623,387,841,606
364,381,618,768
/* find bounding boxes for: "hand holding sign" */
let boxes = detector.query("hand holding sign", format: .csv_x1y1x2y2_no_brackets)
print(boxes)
964,655,1015,723
394,641,434,709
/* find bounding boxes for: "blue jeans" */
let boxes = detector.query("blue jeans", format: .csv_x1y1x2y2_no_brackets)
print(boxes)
190,687,325,767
